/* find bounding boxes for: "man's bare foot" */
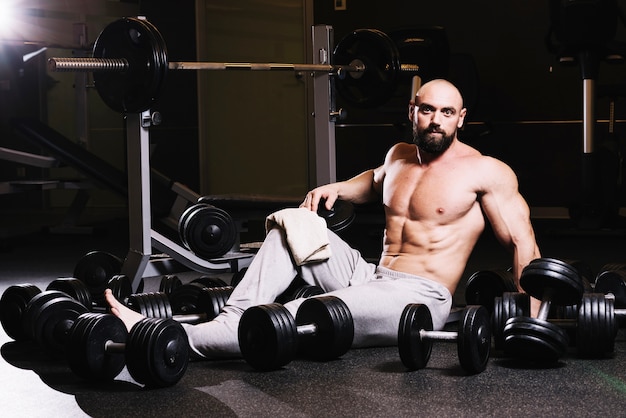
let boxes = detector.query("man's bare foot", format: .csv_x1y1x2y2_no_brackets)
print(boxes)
104,288,145,332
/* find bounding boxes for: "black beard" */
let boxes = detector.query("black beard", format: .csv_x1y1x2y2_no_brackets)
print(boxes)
413,125,454,155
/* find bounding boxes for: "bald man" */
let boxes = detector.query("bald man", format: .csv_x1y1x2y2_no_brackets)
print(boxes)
106,79,540,359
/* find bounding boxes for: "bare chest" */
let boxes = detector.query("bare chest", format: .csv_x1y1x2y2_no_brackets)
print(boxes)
383,162,479,222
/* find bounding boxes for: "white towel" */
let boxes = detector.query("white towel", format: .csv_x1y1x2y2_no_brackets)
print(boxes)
265,207,331,266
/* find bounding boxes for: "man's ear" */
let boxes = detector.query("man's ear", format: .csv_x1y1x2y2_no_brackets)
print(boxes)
408,101,416,122
458,107,467,128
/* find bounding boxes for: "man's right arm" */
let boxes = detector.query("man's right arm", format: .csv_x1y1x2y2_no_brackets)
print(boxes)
301,167,382,212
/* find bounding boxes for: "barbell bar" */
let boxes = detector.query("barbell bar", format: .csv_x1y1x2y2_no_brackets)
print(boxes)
47,17,420,112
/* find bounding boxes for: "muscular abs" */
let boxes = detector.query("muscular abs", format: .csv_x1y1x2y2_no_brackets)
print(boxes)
377,150,485,295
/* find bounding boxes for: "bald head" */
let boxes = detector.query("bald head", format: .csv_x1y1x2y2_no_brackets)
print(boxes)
416,79,464,110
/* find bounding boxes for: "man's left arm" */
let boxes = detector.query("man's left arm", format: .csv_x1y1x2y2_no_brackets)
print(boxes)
479,158,542,316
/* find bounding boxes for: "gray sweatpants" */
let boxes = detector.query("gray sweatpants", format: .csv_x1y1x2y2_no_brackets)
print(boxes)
182,227,452,359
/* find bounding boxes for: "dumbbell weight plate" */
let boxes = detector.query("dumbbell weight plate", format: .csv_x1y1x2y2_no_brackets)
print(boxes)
169,282,208,314
0,284,41,341
576,293,616,358
159,275,182,294
22,290,73,342
465,269,517,314
179,203,237,260
594,269,626,308
125,317,189,387
503,317,569,363
520,258,584,306
317,199,355,232
238,303,298,371
457,305,491,374
66,313,127,380
191,276,229,288
127,293,173,319
31,294,89,354
47,278,92,309
197,287,233,320
398,304,433,370
108,275,135,303
296,296,354,361
290,285,325,300
492,292,530,351
73,251,123,306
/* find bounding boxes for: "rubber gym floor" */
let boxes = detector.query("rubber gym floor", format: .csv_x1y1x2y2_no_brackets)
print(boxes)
1,210,626,417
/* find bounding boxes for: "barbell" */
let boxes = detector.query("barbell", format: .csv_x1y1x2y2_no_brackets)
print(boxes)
48,17,420,112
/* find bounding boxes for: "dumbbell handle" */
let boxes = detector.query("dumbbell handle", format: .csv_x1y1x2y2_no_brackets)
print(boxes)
297,323,318,336
104,340,126,352
420,329,457,341
172,313,208,324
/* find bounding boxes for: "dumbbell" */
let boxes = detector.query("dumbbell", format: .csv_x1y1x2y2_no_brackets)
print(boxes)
0,276,130,341
464,269,517,315
238,296,354,371
21,290,188,387
398,304,491,374
594,263,626,309
73,250,123,305
127,286,233,324
502,258,587,362
0,283,42,340
465,259,593,315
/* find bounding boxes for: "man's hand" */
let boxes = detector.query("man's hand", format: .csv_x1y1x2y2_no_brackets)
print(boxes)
300,185,340,212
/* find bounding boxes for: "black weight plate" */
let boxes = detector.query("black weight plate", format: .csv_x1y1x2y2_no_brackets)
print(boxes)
66,313,127,381
398,304,433,370
159,275,182,294
169,282,206,314
73,251,123,306
503,317,569,363
126,318,189,387
317,199,355,233
457,305,491,374
334,29,400,108
191,276,229,288
47,278,92,309
22,290,70,342
32,295,89,353
0,284,41,341
198,287,233,320
128,293,172,318
290,285,325,300
520,258,584,305
92,17,168,113
465,269,517,314
577,293,615,358
595,270,626,308
296,296,354,361
179,204,237,259
492,292,530,351
107,275,134,303
238,303,298,371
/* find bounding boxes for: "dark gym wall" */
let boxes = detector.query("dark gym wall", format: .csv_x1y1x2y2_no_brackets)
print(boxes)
313,0,626,209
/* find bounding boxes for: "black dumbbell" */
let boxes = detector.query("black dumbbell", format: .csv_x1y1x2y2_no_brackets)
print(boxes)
127,286,233,324
0,283,42,341
398,304,491,374
494,291,616,358
73,250,123,305
594,263,626,308
238,295,354,371
464,269,517,315
502,258,585,362
21,290,188,387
